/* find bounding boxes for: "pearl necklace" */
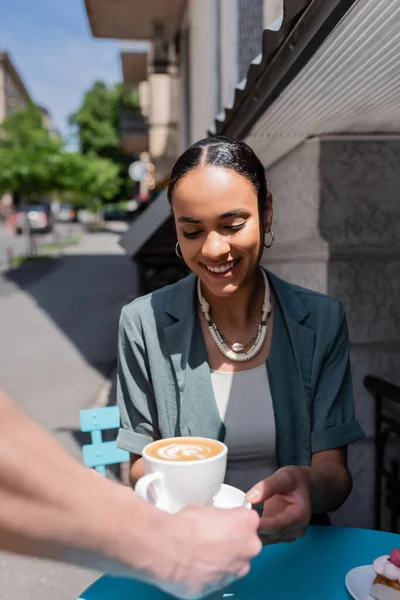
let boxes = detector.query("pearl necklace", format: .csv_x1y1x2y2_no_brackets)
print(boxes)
197,269,271,362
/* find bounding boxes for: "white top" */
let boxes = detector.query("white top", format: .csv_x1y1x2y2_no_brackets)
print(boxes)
210,364,277,496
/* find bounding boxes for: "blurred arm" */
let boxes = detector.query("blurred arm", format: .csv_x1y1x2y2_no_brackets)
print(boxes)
0,388,171,575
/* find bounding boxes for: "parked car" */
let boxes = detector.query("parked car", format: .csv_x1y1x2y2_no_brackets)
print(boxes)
15,204,53,235
102,208,130,221
56,203,76,222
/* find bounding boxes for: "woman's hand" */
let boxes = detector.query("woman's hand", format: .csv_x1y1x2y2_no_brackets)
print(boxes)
245,466,312,544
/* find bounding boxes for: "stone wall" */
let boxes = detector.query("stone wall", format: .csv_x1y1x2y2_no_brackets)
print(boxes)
262,137,400,529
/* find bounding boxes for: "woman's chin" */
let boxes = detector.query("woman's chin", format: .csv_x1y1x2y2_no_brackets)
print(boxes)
198,274,242,298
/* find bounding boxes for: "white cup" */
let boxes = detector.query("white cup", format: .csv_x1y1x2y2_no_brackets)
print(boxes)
135,437,228,513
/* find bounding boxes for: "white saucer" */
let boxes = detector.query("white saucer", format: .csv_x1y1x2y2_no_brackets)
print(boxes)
213,483,252,510
345,565,375,600
134,483,251,512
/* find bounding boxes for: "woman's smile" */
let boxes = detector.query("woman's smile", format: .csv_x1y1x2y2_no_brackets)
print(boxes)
201,258,241,278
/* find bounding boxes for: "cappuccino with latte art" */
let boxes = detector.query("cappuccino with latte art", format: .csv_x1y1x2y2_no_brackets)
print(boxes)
146,437,224,462
136,436,228,512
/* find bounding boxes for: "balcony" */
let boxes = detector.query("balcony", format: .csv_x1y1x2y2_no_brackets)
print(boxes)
119,107,148,155
121,52,148,87
84,0,184,40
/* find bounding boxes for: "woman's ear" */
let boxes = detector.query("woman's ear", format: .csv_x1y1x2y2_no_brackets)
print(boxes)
263,192,273,233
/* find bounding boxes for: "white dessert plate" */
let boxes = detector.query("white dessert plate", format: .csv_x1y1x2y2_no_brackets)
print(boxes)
345,565,375,600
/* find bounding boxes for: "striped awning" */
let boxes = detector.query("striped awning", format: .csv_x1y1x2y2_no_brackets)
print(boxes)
211,0,359,143
243,0,400,167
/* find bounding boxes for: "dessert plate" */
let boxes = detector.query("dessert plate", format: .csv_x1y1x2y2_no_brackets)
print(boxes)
345,565,375,600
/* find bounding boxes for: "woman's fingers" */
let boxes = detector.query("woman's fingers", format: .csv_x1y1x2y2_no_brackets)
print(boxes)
259,534,297,546
260,501,306,531
246,469,297,504
258,523,307,546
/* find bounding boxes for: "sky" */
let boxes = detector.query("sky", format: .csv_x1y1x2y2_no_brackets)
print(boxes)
0,0,147,141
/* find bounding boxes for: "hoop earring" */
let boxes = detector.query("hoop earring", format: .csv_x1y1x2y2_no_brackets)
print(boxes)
175,242,183,259
264,229,275,249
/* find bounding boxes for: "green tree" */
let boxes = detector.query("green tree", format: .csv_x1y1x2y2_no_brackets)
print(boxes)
0,105,120,205
57,151,120,210
69,81,140,199
0,104,63,198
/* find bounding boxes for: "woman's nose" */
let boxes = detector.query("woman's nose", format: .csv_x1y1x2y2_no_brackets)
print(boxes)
201,232,230,259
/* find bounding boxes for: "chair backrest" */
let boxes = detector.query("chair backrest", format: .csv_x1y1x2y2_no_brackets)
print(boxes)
364,375,400,532
79,406,129,476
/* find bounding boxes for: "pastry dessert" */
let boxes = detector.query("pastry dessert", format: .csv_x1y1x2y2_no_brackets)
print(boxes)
371,549,400,600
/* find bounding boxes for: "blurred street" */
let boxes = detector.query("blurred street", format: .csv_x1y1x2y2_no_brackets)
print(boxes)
0,228,138,600
0,222,82,269
0,223,26,264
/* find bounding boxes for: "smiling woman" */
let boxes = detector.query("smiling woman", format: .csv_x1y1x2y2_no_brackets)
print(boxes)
116,136,364,541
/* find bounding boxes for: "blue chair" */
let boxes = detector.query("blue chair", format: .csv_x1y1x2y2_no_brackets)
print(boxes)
79,406,129,477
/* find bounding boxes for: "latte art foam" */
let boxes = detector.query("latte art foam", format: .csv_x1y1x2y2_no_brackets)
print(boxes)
157,443,214,461
146,437,224,462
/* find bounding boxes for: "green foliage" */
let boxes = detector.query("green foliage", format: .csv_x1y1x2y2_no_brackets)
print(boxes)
69,82,119,160
57,151,121,208
0,105,120,207
0,105,63,196
69,81,140,200
69,82,139,160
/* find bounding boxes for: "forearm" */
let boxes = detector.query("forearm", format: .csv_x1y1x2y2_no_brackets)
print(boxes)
0,390,182,578
301,463,352,514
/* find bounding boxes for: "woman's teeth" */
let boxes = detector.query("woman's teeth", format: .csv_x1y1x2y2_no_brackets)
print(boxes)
206,260,237,274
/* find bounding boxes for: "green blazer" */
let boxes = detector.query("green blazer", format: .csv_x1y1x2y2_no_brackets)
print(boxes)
116,270,364,466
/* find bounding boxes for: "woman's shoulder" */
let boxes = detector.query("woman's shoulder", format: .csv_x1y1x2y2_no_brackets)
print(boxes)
287,279,342,307
267,270,345,325
120,273,195,327
120,282,174,323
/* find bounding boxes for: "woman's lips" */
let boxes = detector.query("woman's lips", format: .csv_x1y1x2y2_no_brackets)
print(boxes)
201,258,241,278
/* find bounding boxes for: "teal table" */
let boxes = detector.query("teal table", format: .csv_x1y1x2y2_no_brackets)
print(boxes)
79,527,399,600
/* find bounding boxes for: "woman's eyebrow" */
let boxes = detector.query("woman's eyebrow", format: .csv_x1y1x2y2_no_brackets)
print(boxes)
219,208,250,219
177,208,250,224
177,216,201,224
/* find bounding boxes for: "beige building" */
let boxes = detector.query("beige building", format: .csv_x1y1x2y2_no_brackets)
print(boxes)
37,105,59,137
85,0,276,183
0,51,30,123
85,0,400,532
0,51,32,212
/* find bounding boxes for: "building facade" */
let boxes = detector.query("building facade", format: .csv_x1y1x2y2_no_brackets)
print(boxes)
0,51,32,213
0,51,30,123
86,0,272,184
